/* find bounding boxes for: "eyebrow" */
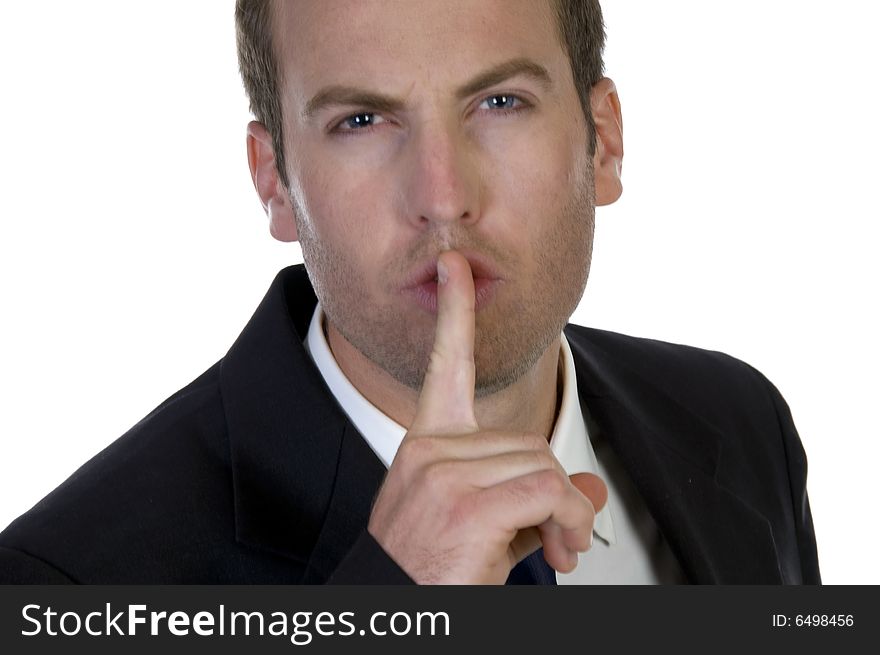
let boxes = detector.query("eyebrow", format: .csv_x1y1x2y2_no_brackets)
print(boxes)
301,57,553,121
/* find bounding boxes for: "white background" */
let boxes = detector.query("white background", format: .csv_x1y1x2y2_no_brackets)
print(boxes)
1,1,877,584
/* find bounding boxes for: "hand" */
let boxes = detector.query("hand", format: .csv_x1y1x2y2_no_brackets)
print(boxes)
367,250,608,584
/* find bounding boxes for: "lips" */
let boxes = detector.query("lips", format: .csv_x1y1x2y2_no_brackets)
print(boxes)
401,251,504,314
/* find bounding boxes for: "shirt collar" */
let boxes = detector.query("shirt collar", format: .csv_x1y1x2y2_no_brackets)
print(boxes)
304,303,615,543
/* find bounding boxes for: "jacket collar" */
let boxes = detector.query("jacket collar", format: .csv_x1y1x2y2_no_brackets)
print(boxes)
220,265,781,583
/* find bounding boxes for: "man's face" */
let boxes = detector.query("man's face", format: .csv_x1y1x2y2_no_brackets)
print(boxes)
275,0,595,396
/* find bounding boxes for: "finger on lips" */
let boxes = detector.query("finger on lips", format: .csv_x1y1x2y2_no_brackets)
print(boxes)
390,249,604,580
409,250,479,436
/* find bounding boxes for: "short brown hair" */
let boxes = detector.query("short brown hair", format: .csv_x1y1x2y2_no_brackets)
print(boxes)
235,0,605,190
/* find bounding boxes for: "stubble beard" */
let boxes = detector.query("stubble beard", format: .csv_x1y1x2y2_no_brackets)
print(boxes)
291,163,595,399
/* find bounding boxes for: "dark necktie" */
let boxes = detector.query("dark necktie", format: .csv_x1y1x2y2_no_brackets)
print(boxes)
505,547,557,585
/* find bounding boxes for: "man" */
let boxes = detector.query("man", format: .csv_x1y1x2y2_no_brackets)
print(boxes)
0,0,819,584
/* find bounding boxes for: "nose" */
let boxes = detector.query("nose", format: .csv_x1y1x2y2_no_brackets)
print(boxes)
402,118,481,232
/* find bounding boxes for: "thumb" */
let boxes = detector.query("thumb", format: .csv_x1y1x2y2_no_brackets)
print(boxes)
569,472,608,514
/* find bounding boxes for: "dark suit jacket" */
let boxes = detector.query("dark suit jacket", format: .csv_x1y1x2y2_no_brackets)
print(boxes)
0,265,820,584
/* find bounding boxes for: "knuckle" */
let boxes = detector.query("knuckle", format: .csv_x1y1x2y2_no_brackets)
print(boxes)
505,474,538,507
421,460,455,493
447,493,478,531
538,449,557,470
534,468,567,497
398,435,435,461
392,438,437,482
519,432,550,452
525,449,553,472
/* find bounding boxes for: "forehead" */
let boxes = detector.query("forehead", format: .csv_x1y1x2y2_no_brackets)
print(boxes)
273,0,566,106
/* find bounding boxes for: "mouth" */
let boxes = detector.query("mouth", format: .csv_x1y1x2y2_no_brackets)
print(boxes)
400,252,504,315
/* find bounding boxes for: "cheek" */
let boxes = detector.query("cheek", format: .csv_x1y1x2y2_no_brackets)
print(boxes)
297,162,370,243
295,162,399,283
487,126,582,237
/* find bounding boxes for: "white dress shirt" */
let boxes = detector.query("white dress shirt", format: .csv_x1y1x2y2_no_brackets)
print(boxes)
305,304,686,584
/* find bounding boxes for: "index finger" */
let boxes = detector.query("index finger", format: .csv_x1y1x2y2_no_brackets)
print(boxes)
409,250,479,435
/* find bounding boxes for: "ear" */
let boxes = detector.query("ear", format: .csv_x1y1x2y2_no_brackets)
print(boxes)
246,120,298,242
590,78,624,206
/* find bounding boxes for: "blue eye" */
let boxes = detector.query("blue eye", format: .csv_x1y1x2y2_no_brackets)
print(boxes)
337,112,387,132
480,94,524,112
330,93,529,137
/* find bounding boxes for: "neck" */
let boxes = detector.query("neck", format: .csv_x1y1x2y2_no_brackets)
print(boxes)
325,319,563,440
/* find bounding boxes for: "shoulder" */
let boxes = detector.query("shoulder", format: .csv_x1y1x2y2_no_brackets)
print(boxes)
565,323,760,375
564,325,820,583
563,323,800,479
563,323,780,410
0,360,239,583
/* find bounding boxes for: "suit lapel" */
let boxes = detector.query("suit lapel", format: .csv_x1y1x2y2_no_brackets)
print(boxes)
565,325,782,583
299,422,388,583
219,265,385,580
218,266,344,568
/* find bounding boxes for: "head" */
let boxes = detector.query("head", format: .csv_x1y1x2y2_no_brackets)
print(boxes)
237,0,623,396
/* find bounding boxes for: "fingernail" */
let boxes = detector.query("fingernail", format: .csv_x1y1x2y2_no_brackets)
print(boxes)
436,260,448,285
